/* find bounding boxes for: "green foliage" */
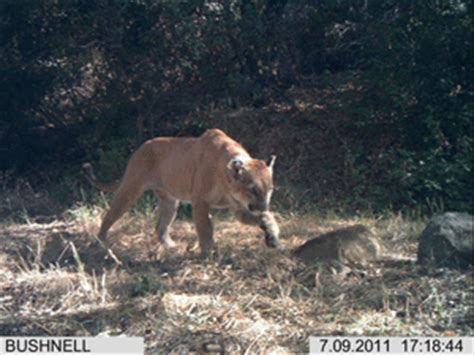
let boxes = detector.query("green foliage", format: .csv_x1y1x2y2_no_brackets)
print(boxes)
130,276,151,298
338,0,473,212
0,0,471,214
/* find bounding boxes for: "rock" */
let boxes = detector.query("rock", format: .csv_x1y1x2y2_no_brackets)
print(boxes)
293,225,381,267
417,212,473,269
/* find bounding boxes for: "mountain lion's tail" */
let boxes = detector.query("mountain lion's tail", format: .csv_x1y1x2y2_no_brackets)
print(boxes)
82,163,121,193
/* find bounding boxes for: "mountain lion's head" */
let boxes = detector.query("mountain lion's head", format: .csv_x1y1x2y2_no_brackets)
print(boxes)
226,155,276,213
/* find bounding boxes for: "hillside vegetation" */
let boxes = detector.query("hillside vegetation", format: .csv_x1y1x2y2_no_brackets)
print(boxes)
0,2,472,352
1,0,472,214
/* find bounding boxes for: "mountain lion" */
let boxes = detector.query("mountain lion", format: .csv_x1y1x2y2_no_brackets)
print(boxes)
83,129,280,256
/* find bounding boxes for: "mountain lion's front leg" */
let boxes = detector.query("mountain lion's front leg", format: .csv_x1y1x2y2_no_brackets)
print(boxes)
192,201,215,256
234,210,281,248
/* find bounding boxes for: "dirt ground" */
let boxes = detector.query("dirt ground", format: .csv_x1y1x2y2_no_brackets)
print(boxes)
0,208,472,354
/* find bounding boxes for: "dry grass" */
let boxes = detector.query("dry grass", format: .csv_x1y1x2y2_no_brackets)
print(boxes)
0,207,472,354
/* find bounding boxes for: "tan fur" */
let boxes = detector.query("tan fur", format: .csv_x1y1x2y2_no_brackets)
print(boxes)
83,129,280,256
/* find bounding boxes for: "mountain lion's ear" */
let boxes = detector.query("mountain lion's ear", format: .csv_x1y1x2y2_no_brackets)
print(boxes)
266,155,276,170
227,157,246,181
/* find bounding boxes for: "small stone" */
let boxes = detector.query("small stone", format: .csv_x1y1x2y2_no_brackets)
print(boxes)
417,212,473,269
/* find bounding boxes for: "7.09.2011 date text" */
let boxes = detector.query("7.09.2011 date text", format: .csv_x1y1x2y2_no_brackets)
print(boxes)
310,336,472,354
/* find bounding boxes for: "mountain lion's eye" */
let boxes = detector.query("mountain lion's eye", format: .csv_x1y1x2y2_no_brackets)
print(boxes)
251,186,260,197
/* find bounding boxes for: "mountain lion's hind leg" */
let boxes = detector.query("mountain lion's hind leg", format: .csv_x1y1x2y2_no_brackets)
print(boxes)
97,179,146,245
155,195,179,249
